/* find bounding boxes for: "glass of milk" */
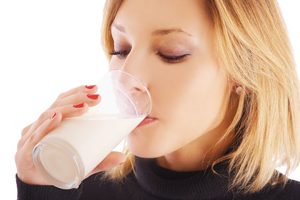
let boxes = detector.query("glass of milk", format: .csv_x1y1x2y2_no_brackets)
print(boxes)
32,70,152,189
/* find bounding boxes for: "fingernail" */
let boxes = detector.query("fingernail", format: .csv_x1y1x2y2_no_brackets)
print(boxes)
73,103,85,108
51,112,57,119
85,85,96,89
87,94,99,100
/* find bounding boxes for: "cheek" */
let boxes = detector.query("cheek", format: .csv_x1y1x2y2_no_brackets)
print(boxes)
168,84,227,141
164,63,228,129
127,65,228,158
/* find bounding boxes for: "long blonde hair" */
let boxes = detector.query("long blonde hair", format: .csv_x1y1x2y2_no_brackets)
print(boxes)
100,0,300,193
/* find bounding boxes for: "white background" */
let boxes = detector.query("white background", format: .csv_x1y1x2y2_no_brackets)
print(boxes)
0,0,299,198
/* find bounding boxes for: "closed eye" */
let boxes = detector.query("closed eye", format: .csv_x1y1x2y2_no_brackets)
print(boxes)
110,50,190,63
156,52,190,63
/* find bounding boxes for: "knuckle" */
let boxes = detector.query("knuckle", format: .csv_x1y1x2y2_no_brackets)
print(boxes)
14,150,22,160
81,85,87,91
57,92,66,99
14,152,19,163
28,133,35,142
27,134,36,144
21,125,31,136
17,140,22,150
80,92,88,100
18,137,26,146
49,101,58,109
72,93,87,104
38,111,50,121
57,90,71,99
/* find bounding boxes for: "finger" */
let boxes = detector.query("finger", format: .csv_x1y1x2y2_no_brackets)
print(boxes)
54,92,101,108
21,123,34,137
20,103,89,144
57,85,98,99
25,112,62,148
19,119,51,149
19,112,57,149
20,111,56,143
26,102,89,135
18,123,35,150
48,85,98,110
59,102,90,119
88,152,127,177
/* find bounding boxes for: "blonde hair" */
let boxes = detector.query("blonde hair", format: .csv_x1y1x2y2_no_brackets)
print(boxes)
100,0,300,193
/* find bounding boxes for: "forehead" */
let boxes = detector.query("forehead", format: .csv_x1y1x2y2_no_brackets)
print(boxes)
113,0,211,37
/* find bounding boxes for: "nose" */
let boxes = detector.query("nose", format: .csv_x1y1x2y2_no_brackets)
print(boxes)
116,77,151,116
112,49,150,93
109,69,152,116
115,70,147,94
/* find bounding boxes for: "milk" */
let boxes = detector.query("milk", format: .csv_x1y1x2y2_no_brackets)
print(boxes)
33,113,145,189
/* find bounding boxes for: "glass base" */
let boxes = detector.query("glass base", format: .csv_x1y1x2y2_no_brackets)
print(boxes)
32,137,85,189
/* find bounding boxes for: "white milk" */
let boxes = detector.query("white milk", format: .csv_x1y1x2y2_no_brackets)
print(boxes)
34,113,145,189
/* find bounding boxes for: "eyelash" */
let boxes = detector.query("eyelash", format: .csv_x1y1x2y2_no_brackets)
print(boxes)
110,50,129,59
109,50,189,63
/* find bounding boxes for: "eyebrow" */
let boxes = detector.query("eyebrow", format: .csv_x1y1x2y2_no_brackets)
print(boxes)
112,23,193,37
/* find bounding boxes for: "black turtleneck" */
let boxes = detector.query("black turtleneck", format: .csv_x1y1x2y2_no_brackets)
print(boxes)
16,156,300,200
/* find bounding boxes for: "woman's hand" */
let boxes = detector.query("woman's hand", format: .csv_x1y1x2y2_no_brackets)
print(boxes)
15,85,126,185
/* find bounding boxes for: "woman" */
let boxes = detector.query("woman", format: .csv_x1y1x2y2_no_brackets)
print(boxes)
15,0,300,199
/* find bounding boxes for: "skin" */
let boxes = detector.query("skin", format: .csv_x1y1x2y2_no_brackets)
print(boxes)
111,0,237,171
15,0,238,185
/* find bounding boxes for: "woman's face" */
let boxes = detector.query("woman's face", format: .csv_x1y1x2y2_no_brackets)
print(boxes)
110,0,231,158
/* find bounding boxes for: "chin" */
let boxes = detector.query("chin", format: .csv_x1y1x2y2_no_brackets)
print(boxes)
127,134,163,158
126,123,169,158
126,128,182,158
126,118,193,158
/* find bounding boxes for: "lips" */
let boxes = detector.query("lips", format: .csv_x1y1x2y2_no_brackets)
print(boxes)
137,116,157,127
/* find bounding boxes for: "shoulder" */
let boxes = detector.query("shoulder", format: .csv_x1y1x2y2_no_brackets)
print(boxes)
281,179,300,199
248,179,300,200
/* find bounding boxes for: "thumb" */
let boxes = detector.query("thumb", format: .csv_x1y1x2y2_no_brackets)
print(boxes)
87,151,127,177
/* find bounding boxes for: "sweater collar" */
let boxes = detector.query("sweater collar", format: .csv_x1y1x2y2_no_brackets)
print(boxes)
134,156,232,199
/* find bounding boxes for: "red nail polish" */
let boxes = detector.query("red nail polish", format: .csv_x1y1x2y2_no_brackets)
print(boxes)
87,94,99,100
73,103,85,108
51,112,57,119
85,85,96,89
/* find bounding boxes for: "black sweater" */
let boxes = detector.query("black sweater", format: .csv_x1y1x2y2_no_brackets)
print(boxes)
16,156,300,200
